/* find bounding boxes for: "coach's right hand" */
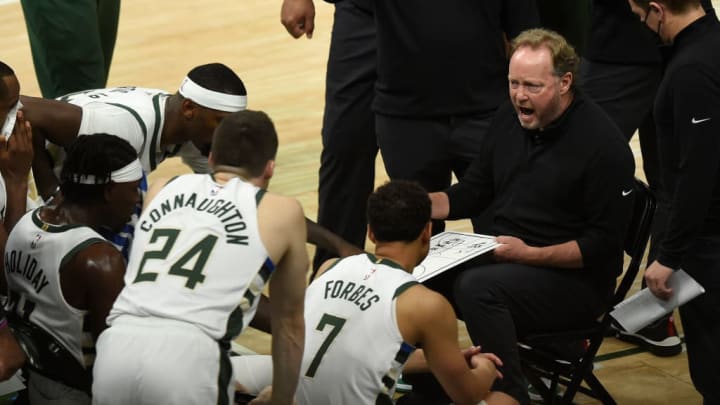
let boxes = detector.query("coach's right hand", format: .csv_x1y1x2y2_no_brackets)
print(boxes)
281,0,315,39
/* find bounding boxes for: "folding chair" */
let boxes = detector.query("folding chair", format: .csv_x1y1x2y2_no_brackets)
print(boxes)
517,178,655,405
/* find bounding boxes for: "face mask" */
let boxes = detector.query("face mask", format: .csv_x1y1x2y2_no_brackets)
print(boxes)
1,100,22,139
642,6,666,43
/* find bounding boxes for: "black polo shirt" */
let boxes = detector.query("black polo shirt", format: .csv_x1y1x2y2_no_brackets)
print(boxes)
372,0,539,117
653,13,720,270
445,91,635,285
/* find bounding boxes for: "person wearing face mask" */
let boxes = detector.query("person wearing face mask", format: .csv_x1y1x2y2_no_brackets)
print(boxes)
581,0,713,357
409,29,635,405
626,1,720,403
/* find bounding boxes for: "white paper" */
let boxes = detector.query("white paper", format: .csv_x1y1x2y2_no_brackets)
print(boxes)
0,370,25,396
412,231,499,283
610,269,705,334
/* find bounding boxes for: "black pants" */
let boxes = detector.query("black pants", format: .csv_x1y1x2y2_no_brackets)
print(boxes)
680,237,720,404
376,113,492,234
416,260,608,404
314,0,377,271
580,60,668,264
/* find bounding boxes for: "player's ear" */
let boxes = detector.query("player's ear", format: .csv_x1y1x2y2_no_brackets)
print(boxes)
181,98,197,119
367,225,376,244
263,160,275,180
421,222,432,244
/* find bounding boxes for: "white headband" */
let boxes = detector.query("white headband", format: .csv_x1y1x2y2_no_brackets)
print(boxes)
72,159,144,185
178,76,247,112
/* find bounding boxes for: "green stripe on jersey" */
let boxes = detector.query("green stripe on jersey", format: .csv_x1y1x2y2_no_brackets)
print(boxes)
149,94,164,171
106,102,147,138
393,281,419,299
59,238,109,270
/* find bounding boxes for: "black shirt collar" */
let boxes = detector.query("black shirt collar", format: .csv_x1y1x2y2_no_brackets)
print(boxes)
672,13,717,52
523,89,584,143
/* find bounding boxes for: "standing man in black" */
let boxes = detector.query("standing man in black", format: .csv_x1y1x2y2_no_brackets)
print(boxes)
582,0,713,356
372,0,539,235
628,1,720,402
281,0,377,274
581,0,675,355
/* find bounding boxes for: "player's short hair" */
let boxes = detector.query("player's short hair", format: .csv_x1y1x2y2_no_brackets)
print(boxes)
631,0,700,12
60,134,139,203
211,110,278,177
367,180,431,243
0,61,16,100
187,63,247,96
510,28,580,86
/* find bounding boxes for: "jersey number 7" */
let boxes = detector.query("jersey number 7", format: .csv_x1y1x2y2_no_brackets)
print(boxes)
305,313,346,378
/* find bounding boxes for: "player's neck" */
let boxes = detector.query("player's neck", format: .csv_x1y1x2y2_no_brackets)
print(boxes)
212,166,261,187
373,242,422,273
41,204,102,229
160,96,185,146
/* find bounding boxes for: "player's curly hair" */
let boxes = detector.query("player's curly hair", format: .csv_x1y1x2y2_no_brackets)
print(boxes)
367,180,431,243
60,134,139,203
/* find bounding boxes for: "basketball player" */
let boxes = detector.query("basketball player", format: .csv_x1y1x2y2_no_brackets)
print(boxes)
3,134,142,404
233,180,501,405
23,62,247,198
0,77,32,384
12,62,244,261
92,110,307,405
0,62,37,237
13,60,356,263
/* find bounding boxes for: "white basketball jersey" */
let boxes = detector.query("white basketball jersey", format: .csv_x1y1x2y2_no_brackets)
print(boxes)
4,209,107,367
58,86,208,173
296,253,419,405
109,174,271,342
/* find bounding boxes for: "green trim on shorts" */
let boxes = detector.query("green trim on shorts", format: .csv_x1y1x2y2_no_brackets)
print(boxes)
217,343,232,405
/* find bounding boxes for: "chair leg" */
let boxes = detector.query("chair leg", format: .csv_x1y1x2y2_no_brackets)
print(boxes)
523,368,556,404
584,372,616,405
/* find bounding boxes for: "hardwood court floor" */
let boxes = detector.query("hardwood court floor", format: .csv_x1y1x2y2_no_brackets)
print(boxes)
0,0,710,403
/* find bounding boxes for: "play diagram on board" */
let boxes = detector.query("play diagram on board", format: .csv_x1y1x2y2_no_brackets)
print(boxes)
412,231,499,283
